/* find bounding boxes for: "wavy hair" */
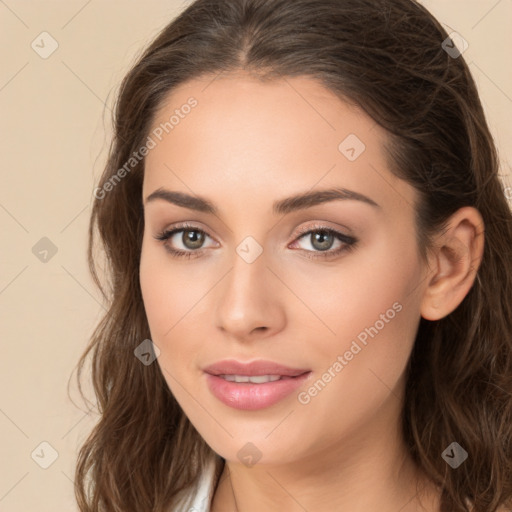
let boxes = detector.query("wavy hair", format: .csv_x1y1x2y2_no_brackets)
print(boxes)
73,0,512,510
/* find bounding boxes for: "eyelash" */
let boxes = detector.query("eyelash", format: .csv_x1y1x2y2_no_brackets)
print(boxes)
153,222,358,261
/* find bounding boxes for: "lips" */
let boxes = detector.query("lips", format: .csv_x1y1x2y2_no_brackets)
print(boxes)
203,359,312,410
203,359,310,378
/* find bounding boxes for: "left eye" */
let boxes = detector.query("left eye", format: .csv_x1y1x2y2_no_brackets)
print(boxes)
294,229,346,252
289,227,357,259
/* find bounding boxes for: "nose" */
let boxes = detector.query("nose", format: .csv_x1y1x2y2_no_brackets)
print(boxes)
214,246,286,342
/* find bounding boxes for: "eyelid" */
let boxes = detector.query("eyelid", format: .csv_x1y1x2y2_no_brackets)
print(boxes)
292,221,353,239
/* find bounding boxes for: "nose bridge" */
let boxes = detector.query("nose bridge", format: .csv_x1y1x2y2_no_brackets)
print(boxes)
220,242,268,314
215,238,283,337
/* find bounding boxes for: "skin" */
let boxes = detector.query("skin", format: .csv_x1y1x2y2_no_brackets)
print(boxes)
139,72,484,512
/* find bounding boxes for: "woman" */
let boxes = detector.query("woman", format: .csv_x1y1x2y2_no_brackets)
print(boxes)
74,0,512,510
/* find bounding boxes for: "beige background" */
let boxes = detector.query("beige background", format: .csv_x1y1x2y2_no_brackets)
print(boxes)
0,1,511,510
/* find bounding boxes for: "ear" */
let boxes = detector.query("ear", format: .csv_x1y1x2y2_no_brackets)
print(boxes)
420,206,485,321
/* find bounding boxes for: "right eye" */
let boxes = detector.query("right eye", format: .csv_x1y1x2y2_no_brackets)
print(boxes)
154,223,218,259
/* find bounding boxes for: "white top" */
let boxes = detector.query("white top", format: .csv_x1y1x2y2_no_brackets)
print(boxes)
173,459,217,512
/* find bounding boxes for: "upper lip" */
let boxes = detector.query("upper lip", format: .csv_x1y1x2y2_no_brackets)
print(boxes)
203,359,311,377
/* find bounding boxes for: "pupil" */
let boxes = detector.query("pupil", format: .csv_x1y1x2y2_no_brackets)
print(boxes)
312,231,333,251
184,230,204,249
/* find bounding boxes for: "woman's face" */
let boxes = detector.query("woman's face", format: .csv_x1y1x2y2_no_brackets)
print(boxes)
139,72,430,467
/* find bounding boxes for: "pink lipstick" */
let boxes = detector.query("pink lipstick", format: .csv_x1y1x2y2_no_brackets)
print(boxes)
203,359,312,410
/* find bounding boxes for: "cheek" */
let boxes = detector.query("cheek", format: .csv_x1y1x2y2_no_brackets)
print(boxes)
280,232,422,351
139,241,173,338
139,237,214,373
139,238,181,354
289,234,423,410
288,262,422,450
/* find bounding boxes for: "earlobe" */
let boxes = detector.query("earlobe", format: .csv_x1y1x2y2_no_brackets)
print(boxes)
420,207,485,321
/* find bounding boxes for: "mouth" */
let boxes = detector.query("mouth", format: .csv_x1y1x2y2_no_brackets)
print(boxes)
203,360,312,410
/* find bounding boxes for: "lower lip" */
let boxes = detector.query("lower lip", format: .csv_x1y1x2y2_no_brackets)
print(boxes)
205,372,312,410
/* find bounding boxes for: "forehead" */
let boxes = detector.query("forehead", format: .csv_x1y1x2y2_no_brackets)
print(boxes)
142,72,415,216
148,72,376,149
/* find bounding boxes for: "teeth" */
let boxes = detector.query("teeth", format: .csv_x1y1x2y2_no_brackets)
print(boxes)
221,374,282,383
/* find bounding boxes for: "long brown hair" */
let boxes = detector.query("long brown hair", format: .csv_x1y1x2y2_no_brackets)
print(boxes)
73,0,512,510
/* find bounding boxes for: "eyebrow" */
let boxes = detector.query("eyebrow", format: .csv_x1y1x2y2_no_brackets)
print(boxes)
144,186,380,215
